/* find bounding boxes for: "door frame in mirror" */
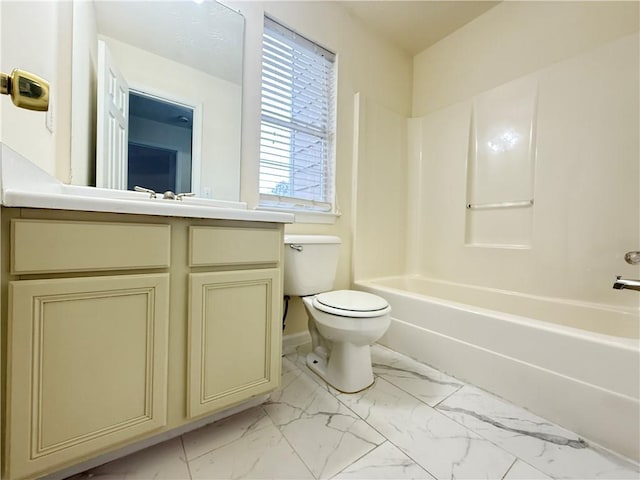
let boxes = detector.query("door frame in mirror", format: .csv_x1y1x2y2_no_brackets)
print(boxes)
70,0,243,200
126,87,203,196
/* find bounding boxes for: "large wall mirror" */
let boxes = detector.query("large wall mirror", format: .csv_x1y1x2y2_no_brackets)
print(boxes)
71,0,244,200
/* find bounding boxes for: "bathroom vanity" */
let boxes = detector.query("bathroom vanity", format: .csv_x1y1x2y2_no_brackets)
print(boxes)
0,147,293,480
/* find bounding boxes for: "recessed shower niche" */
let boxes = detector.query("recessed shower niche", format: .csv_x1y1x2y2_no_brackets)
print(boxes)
465,77,538,248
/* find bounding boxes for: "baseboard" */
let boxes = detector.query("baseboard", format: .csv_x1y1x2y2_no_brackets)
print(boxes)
282,330,311,355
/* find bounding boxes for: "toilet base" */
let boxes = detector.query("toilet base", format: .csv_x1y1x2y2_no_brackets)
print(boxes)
306,342,375,394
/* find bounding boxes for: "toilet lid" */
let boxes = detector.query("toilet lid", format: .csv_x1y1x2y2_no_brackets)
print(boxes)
313,290,390,318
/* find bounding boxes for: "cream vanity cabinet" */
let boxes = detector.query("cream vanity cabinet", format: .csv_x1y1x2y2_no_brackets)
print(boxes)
187,226,282,418
1,209,284,480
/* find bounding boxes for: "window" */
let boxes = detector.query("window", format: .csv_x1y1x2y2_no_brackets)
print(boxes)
259,16,336,213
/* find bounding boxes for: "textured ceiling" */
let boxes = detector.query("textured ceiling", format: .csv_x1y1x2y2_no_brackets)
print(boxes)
93,0,500,86
341,1,500,55
94,0,244,85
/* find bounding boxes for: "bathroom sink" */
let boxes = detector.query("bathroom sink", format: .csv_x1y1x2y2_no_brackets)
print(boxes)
108,189,249,209
0,145,292,223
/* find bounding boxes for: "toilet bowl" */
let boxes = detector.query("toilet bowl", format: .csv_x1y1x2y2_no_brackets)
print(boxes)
302,290,391,393
283,235,392,393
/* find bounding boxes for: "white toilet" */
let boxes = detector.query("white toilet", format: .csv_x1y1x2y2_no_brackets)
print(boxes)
284,235,391,393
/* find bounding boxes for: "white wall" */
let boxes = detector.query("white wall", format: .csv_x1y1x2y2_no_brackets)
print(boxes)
408,2,639,309
0,1,72,181
413,1,640,117
352,93,407,280
228,1,413,334
70,0,98,186
0,2,3,146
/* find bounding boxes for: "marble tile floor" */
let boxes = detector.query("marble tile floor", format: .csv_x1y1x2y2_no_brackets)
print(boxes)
69,344,639,480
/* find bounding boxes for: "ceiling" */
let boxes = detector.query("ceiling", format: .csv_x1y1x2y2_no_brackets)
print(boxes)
94,1,499,83
341,1,500,55
94,1,244,85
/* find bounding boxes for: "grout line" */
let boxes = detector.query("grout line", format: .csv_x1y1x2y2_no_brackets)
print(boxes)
286,345,552,480
330,352,515,479
501,457,518,480
180,435,194,480
431,383,465,409
372,361,520,475
327,376,438,480
335,403,437,479
183,406,269,464
261,402,318,480
328,441,386,479
279,430,318,479
265,358,328,479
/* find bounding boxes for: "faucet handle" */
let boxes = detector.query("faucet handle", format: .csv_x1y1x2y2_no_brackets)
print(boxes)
624,251,640,265
176,192,196,201
134,186,157,198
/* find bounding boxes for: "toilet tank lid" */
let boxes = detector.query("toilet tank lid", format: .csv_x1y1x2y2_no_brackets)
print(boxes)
284,235,342,245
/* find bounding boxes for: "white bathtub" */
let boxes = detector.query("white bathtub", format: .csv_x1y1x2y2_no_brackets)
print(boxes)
355,276,640,462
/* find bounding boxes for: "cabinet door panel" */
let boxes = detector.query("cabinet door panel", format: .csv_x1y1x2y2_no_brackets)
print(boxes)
188,269,281,418
7,274,169,480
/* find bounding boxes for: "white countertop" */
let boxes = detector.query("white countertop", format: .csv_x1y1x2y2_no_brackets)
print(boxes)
0,145,294,223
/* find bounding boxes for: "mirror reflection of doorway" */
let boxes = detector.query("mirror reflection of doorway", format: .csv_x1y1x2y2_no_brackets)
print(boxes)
128,91,194,193
127,143,177,192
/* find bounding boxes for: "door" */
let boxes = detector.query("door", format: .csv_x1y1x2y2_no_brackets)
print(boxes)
96,40,129,190
188,269,281,418
6,274,169,479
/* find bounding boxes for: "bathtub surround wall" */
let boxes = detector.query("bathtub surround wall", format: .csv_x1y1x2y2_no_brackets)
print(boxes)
465,76,537,248
352,93,408,281
407,31,640,309
405,0,639,310
352,1,639,462
354,1,640,308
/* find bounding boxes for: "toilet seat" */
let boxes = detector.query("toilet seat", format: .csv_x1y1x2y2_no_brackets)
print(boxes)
313,290,390,318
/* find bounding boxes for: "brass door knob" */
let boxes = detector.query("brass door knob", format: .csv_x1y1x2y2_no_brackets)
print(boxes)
0,68,49,111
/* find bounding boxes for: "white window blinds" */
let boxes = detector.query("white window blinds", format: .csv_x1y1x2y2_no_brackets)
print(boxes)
259,16,336,212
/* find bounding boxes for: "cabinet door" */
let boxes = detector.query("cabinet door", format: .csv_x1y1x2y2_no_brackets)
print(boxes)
6,274,169,480
188,269,281,418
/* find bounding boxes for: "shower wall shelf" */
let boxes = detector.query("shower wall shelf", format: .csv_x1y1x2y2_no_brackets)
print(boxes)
466,199,534,210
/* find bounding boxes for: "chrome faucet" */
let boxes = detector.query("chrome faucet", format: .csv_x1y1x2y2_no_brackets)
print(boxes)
613,251,640,291
162,191,196,201
613,276,640,292
134,186,195,201
134,185,157,198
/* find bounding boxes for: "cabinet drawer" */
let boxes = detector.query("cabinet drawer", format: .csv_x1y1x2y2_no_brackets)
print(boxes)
189,226,281,267
12,219,171,274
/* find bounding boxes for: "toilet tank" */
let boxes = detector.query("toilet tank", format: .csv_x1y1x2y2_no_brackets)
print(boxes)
283,235,341,296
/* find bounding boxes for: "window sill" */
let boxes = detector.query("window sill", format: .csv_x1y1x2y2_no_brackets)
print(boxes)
256,206,341,224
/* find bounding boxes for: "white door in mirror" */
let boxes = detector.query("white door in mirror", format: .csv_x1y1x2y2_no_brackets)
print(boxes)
96,40,129,191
